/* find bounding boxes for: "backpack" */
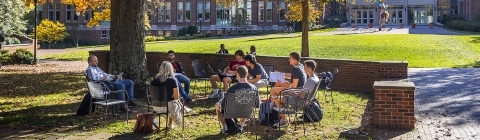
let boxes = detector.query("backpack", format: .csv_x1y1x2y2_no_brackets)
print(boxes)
76,93,97,116
303,99,324,122
259,100,279,125
319,72,333,89
224,118,241,134
133,113,159,134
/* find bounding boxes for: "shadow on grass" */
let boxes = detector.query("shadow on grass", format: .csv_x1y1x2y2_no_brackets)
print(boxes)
246,36,299,42
470,36,480,43
0,72,85,98
453,61,480,68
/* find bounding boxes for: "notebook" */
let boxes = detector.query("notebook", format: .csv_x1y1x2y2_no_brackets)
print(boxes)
269,72,285,83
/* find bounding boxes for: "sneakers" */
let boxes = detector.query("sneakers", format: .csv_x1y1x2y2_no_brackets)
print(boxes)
119,106,133,113
184,106,192,113
273,119,288,128
208,89,220,99
128,101,139,107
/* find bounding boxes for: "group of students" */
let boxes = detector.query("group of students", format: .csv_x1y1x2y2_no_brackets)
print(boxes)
208,51,320,133
85,49,320,133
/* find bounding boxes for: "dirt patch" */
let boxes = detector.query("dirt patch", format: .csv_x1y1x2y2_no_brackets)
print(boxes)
1,60,86,73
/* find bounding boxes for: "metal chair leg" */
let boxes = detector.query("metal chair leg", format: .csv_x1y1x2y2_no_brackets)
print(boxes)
330,90,334,105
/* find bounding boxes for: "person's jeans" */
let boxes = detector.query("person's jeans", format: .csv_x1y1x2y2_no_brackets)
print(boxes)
175,75,191,100
103,79,135,106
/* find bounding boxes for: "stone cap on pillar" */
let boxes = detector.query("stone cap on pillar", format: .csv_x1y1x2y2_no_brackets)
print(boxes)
373,81,415,90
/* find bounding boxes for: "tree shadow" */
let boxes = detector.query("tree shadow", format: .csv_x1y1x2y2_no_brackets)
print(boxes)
338,97,384,140
0,101,135,139
470,36,480,43
246,36,299,42
0,72,85,98
453,61,480,68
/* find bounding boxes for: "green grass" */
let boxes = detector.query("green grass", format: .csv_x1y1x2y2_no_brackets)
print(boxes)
40,34,480,68
0,69,373,139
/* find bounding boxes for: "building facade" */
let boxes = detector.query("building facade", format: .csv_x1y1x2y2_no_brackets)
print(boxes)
346,0,478,25
38,0,478,44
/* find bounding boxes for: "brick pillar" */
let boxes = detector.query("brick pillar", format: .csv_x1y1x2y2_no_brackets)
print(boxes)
89,50,110,72
373,81,415,129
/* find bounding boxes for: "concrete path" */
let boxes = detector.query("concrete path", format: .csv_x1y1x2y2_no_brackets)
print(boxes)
377,68,480,139
317,25,462,35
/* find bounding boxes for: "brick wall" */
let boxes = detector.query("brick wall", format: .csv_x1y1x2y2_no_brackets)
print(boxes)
380,61,408,81
90,51,409,93
373,81,415,129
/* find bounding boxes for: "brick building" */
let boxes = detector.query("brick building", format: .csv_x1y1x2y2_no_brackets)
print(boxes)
37,0,478,44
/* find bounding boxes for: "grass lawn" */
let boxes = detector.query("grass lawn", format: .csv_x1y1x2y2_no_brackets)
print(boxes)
41,34,480,68
0,68,373,139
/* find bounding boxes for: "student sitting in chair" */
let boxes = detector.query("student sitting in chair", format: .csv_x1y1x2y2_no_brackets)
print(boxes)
270,60,320,127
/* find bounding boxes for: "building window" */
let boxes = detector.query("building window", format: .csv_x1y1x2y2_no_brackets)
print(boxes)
279,2,286,21
48,4,60,21
178,2,184,21
266,1,272,21
185,2,191,21
158,2,171,22
258,1,264,22
100,29,110,39
147,4,152,21
216,4,230,26
84,11,92,22
205,2,210,21
66,5,72,22
197,2,203,20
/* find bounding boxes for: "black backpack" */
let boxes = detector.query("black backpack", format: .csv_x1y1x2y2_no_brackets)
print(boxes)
303,99,323,122
319,72,333,89
76,93,97,116
224,118,241,134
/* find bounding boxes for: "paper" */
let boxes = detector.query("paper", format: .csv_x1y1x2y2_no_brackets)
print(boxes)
269,72,285,83
225,73,235,76
116,72,123,82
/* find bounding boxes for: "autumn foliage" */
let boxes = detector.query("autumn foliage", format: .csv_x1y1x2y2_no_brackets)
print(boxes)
33,19,69,48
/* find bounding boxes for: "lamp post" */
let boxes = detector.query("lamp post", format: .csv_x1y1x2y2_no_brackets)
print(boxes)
75,11,80,47
33,0,38,64
198,17,202,34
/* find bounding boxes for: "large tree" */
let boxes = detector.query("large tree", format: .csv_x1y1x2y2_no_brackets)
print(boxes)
26,0,153,97
0,0,28,36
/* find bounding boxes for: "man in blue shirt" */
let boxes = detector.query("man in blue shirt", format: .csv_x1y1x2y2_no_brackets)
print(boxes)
244,54,269,88
86,55,137,113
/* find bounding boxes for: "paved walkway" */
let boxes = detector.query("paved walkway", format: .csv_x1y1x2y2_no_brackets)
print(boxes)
377,68,480,139
316,25,462,35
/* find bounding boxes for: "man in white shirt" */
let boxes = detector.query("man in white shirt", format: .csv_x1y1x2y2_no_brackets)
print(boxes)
86,55,137,113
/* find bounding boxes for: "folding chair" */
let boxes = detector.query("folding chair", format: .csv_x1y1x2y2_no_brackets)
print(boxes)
321,68,338,105
147,85,185,137
222,89,260,139
262,65,275,97
272,82,321,135
192,60,210,97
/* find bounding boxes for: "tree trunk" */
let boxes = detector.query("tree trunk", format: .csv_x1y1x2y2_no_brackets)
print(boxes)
301,0,309,57
110,0,149,98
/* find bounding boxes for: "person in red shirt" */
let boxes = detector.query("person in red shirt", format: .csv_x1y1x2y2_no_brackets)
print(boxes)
209,50,246,99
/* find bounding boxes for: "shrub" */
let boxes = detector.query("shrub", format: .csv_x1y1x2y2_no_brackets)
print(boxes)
1,37,21,45
205,33,212,37
442,14,465,24
324,15,347,27
1,50,12,64
309,25,326,31
446,20,480,32
10,48,34,64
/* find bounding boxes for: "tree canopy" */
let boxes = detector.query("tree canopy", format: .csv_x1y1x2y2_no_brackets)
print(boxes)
0,0,28,36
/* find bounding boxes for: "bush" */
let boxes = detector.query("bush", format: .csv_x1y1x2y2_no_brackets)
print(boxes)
442,14,465,24
0,37,21,45
324,15,347,27
10,48,34,64
309,25,326,31
177,25,199,36
205,33,212,37
145,35,166,42
446,20,480,32
1,50,12,65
